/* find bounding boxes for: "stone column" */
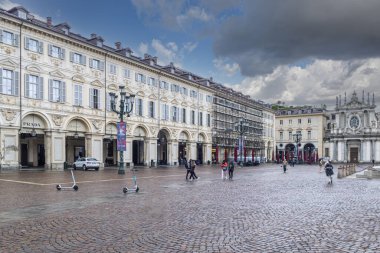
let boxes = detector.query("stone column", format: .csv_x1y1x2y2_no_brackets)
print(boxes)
85,134,92,158
344,140,348,162
44,131,52,170
190,142,197,161
167,141,173,165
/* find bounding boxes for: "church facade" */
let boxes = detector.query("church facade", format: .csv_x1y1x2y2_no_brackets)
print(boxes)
324,91,380,163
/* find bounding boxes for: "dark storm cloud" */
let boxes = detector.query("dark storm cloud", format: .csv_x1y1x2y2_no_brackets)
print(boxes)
214,0,380,76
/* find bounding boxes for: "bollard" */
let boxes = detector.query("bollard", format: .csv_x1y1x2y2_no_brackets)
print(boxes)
338,166,343,179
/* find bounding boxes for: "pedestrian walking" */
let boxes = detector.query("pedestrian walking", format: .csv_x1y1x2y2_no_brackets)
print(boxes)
319,158,324,173
221,160,228,179
228,160,235,180
184,158,191,180
282,159,288,173
324,161,334,184
189,159,198,180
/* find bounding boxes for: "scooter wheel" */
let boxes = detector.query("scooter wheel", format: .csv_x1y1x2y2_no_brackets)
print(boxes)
123,187,128,193
136,187,139,193
73,185,79,191
56,185,61,190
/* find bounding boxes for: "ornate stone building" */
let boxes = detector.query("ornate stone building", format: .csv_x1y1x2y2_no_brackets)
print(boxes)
324,91,379,163
275,107,326,163
0,6,213,170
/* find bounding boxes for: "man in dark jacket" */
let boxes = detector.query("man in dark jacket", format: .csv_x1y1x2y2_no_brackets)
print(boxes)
228,161,235,180
184,158,191,180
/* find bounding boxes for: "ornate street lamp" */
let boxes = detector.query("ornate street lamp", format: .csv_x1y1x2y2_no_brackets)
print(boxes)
293,132,302,164
234,118,249,165
109,86,135,175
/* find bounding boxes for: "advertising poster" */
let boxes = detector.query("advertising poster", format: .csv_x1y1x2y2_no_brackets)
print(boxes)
117,122,126,151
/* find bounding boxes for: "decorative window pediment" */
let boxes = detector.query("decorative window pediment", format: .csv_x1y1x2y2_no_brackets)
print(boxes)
148,94,157,99
161,97,168,103
72,74,85,83
171,99,179,105
107,84,118,90
49,70,65,78
0,58,18,68
181,101,188,107
136,91,145,97
25,64,42,74
90,80,103,87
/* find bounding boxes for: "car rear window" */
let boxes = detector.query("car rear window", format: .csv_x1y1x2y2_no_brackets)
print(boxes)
87,158,97,161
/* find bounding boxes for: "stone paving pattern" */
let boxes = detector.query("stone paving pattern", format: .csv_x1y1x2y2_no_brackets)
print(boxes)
1,164,380,252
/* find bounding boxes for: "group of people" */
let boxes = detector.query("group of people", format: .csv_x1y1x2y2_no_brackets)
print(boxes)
220,160,234,180
184,158,199,181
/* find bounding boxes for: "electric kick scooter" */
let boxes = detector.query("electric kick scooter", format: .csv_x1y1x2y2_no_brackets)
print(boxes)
123,168,139,193
56,169,79,191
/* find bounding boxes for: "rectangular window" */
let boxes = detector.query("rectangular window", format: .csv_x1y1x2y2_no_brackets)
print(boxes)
161,104,169,120
198,93,203,102
289,119,292,125
280,120,283,125
332,114,336,120
308,118,311,124
149,101,155,118
124,69,131,78
288,131,292,140
181,87,188,96
308,131,311,139
135,73,146,83
49,79,65,102
190,90,197,98
25,37,43,53
172,106,178,122
48,45,65,59
182,108,186,123
89,58,104,71
206,95,212,103
0,30,19,46
199,112,203,126
280,131,283,140
25,74,43,99
109,64,117,75
148,77,156,86
207,114,211,127
0,68,19,96
135,98,143,116
191,110,195,125
74,84,83,106
298,119,301,124
70,52,86,65
89,88,101,109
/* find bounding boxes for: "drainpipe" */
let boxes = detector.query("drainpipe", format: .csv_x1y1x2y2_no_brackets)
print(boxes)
18,21,24,169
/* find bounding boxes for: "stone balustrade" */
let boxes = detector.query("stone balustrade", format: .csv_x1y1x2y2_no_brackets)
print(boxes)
337,164,356,178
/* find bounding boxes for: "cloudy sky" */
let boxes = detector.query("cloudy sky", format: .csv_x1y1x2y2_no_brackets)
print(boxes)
2,0,380,108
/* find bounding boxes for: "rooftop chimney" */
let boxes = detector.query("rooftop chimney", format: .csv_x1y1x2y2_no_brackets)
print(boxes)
47,17,52,27
91,33,97,39
115,42,121,50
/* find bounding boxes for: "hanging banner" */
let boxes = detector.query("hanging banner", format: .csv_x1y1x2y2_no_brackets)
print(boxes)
117,122,126,151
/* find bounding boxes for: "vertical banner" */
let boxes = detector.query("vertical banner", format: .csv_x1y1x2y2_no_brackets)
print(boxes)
117,122,126,151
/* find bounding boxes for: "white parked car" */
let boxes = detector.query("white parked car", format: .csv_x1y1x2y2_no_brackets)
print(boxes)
73,157,100,171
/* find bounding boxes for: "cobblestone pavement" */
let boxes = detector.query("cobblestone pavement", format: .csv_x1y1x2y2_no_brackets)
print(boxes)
1,164,380,252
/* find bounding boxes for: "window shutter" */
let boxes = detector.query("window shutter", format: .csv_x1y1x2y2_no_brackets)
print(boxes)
98,91,102,109
48,80,53,101
79,86,83,106
152,102,155,118
178,107,181,123
165,105,169,120
142,75,146,83
60,48,65,60
25,74,30,97
13,34,19,47
70,52,74,62
89,88,94,108
24,37,29,50
61,81,66,102
48,44,52,56
99,61,104,71
39,77,44,99
0,30,2,43
81,55,86,66
106,93,111,111
38,41,43,54
0,68,2,93
135,73,138,82
14,71,19,95
161,104,165,120
89,58,93,68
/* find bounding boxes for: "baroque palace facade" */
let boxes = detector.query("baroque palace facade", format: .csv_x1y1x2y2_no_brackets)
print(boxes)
0,6,272,171
0,6,217,170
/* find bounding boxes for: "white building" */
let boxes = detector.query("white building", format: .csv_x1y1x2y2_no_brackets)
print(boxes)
262,105,275,162
0,6,213,171
324,91,380,163
275,107,326,163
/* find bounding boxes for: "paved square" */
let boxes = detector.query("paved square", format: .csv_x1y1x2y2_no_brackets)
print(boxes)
1,164,380,252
